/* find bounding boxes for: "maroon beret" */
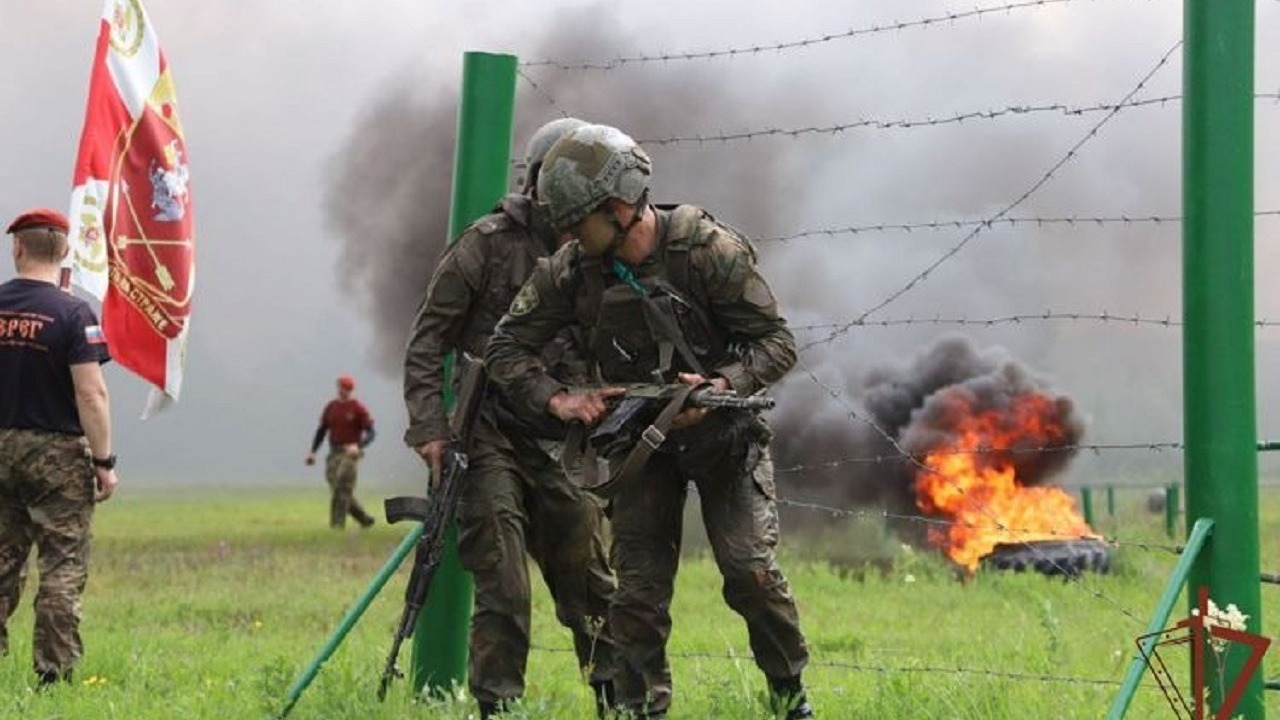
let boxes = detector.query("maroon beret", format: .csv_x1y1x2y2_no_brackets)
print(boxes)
6,208,70,235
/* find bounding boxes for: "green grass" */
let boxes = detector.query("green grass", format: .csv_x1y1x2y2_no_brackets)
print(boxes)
2,487,1279,719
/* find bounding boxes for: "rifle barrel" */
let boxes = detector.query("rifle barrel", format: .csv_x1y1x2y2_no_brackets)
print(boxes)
688,389,775,411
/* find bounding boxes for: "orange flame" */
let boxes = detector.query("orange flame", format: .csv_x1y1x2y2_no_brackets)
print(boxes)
913,390,1094,571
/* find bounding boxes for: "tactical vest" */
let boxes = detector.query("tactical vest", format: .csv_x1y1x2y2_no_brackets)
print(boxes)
571,205,730,384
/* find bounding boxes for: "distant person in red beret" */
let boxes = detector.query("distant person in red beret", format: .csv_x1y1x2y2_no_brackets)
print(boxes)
304,374,376,529
0,208,117,688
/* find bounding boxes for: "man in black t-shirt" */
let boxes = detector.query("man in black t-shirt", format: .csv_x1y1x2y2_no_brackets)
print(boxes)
0,208,118,688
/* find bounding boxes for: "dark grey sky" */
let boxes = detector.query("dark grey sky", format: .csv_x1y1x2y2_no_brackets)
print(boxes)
5,0,1280,491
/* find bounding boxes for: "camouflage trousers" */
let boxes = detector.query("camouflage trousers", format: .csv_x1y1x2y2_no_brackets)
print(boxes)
0,429,95,677
456,424,617,705
609,442,809,718
324,451,374,529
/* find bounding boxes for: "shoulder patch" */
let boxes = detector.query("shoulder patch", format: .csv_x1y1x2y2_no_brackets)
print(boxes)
509,281,540,316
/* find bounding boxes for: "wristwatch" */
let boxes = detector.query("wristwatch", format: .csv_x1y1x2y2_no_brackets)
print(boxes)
91,454,117,470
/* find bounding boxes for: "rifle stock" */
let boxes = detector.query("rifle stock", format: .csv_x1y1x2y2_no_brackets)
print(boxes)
377,447,467,700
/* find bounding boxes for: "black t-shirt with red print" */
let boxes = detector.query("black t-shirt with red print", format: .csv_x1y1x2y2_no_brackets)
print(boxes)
0,278,111,435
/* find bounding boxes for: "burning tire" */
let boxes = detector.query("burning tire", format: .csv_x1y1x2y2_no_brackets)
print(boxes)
979,538,1111,578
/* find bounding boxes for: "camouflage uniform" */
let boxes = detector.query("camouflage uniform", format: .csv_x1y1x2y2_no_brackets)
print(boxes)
485,205,810,717
323,451,373,528
0,429,94,678
403,193,616,707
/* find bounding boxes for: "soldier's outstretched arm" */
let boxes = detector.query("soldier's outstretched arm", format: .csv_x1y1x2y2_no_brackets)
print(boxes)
484,255,579,421
696,228,797,393
403,232,488,450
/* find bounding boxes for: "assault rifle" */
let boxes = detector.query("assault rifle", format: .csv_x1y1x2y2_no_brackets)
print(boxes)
569,382,775,498
377,356,487,701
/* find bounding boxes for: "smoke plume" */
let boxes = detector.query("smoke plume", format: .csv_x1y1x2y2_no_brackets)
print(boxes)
324,9,828,375
773,334,1086,536
324,2,1183,506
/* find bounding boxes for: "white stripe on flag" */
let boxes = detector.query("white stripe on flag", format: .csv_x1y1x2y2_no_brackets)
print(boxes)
66,180,111,300
104,1,162,120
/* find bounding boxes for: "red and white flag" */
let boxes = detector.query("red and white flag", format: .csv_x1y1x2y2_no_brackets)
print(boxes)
67,0,194,405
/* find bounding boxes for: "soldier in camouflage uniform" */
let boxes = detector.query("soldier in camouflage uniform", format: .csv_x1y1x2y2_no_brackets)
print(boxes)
484,125,814,719
403,118,617,719
0,209,118,687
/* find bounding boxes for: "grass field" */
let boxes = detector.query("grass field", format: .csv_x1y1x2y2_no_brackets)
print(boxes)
2,485,1280,719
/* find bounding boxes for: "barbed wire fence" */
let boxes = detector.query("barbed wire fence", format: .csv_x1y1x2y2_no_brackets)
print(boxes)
512,0,1275,706
755,208,1280,244
521,0,1091,71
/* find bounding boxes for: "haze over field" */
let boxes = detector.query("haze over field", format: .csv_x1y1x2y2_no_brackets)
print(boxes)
5,0,1280,493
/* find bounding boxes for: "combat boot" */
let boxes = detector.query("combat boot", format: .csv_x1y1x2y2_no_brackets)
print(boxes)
767,675,815,719
591,679,617,718
478,699,515,719
36,669,71,689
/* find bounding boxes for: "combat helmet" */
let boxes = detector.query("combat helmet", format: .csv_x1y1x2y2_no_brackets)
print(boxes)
521,117,589,192
536,124,652,233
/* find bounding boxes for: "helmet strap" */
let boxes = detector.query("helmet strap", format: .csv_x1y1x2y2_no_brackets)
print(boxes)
603,189,650,256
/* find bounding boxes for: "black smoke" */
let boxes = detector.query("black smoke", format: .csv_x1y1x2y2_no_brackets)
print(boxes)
773,334,1086,539
324,9,830,375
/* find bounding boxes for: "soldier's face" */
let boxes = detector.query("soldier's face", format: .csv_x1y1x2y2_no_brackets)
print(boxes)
574,207,624,257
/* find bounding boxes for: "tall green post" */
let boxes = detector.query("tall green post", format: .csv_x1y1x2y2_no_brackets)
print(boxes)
1184,1,1262,717
1080,487,1095,527
411,51,518,695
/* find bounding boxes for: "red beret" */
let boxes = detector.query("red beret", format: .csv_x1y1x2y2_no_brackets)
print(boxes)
7,208,70,235
337,374,356,390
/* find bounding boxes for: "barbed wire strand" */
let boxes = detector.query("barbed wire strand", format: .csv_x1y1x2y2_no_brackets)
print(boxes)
794,361,1148,624
638,93,1280,148
803,40,1183,354
528,644,1125,687
758,209,1280,244
516,67,572,120
773,441,1187,469
771,498,1186,555
522,0,1086,71
790,313,1181,332
775,439,1280,475
639,96,1170,147
788,313,1280,332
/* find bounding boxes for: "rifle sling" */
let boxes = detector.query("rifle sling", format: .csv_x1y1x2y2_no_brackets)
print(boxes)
564,384,696,499
639,293,706,377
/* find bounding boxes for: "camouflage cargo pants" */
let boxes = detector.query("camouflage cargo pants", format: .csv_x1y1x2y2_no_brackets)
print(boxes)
324,452,374,529
456,425,617,705
0,429,95,677
609,442,810,718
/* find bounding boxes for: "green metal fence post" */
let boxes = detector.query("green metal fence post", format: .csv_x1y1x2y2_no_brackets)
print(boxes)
1106,485,1115,518
1184,0,1263,716
1165,484,1179,539
1107,520,1214,720
1080,487,1094,528
410,50,518,697
277,526,423,718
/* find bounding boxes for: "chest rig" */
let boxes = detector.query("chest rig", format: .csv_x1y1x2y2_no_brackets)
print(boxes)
571,205,727,383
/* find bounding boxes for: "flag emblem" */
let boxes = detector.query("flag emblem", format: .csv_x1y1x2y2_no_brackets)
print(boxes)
109,0,145,57
85,325,106,344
